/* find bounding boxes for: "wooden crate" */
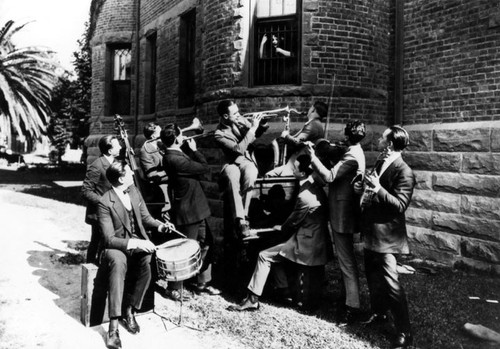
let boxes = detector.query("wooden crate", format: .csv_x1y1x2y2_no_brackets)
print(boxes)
81,263,109,327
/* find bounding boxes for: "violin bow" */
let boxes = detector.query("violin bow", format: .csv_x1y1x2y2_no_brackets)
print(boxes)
324,74,336,139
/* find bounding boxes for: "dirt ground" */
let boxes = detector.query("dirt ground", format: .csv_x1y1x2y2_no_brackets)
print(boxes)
0,187,246,349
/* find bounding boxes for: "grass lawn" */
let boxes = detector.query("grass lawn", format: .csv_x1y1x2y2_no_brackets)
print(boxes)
1,165,499,348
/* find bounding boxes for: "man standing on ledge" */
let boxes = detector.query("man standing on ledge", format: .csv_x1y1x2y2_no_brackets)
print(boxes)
354,125,415,348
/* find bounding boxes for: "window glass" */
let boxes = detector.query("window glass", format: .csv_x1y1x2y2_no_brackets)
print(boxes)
113,48,131,81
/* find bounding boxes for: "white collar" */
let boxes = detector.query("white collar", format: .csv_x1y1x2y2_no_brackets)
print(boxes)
103,154,115,164
112,186,132,210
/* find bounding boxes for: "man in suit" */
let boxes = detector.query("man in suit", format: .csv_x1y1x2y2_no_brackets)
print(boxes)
97,161,174,349
139,122,170,218
160,124,220,296
306,120,366,326
81,135,121,263
355,125,415,348
227,154,330,311
215,100,266,237
266,100,327,177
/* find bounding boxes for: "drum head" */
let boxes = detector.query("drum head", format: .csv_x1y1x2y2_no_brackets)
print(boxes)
156,238,200,262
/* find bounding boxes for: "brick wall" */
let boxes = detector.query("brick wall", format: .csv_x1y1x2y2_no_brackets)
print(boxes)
88,0,500,273
404,0,500,124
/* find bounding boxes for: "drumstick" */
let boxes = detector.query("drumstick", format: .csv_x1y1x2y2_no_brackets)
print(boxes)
154,228,188,250
155,219,187,239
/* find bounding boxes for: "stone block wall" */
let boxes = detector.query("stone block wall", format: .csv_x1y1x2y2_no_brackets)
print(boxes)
403,122,500,274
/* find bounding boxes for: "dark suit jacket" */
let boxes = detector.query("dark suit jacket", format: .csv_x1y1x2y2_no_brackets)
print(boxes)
361,156,415,254
279,177,331,266
284,118,324,146
162,148,211,226
81,156,113,224
97,185,160,254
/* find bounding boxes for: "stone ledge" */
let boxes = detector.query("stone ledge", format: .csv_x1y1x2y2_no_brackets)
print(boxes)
407,225,461,254
461,237,500,264
432,211,500,242
433,172,500,198
411,190,460,213
406,152,461,172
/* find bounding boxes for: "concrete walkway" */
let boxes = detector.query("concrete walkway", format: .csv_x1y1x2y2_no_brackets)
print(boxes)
0,189,240,349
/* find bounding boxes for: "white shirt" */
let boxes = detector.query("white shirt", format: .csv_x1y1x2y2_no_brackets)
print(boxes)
112,187,132,210
373,152,402,193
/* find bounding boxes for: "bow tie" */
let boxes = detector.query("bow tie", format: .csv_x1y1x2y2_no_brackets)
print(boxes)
123,188,131,195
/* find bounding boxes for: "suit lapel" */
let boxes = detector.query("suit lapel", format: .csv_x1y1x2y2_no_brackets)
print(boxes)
130,189,149,240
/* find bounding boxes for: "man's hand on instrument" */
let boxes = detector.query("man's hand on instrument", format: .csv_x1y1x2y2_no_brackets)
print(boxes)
280,129,290,138
130,239,157,253
303,141,315,156
186,138,197,151
251,113,264,130
364,172,381,192
159,221,175,233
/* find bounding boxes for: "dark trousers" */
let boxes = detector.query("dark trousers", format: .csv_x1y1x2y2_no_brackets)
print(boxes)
179,220,212,285
96,249,152,318
364,249,411,333
86,223,100,263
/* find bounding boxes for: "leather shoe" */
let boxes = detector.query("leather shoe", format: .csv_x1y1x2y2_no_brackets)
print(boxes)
121,312,140,334
106,329,122,349
360,312,388,325
337,306,361,327
227,295,260,311
392,332,413,348
196,284,221,296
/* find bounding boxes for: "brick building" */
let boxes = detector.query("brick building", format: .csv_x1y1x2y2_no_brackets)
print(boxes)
87,0,500,274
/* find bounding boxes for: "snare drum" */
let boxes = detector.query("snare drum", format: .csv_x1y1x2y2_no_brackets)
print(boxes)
156,238,202,282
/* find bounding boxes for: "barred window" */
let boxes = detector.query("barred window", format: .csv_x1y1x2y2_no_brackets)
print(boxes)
254,0,300,86
110,46,131,115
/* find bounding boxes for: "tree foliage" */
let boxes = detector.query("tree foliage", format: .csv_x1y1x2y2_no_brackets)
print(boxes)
0,20,60,141
47,22,91,160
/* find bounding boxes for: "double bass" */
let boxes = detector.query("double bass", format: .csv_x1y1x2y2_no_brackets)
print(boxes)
114,114,141,188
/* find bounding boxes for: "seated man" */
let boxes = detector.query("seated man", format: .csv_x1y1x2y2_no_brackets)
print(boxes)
214,99,267,237
266,101,327,177
227,154,330,312
96,161,174,349
139,122,170,219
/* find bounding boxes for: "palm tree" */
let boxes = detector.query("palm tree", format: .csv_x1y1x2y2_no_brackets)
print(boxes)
0,20,60,143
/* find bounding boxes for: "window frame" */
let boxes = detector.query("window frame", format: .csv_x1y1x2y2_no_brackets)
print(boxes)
107,43,132,116
251,0,301,87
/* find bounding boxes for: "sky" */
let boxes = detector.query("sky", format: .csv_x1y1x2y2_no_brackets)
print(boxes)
0,0,92,74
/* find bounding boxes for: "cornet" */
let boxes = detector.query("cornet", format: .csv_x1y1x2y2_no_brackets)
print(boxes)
242,106,303,119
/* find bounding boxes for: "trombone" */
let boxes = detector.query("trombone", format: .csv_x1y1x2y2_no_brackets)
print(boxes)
181,117,215,142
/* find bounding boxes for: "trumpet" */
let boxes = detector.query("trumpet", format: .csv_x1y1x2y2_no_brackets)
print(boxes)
242,106,303,119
